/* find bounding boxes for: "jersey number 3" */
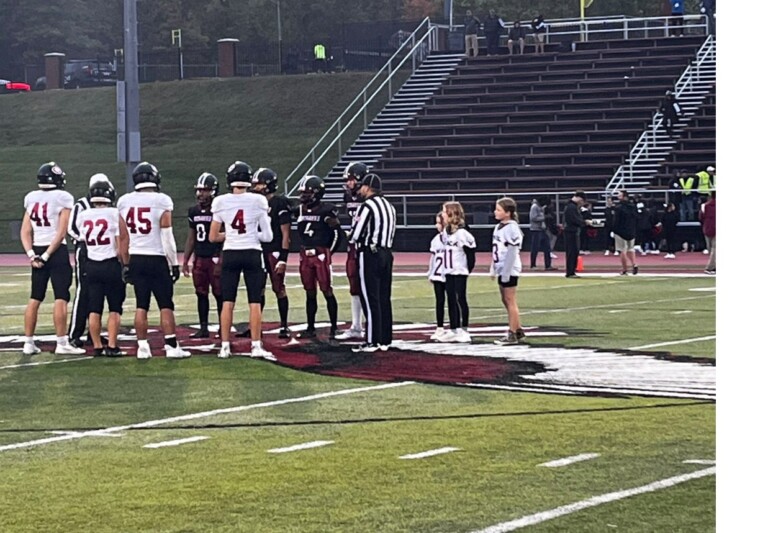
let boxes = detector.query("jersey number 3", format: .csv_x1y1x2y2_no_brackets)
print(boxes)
125,207,152,235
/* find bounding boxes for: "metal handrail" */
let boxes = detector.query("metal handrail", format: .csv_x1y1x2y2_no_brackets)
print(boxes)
283,17,435,195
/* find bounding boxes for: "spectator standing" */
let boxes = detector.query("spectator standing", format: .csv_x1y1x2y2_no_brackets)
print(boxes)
313,43,328,73
612,190,639,275
349,173,396,352
696,165,715,200
678,169,699,222
543,196,560,258
118,162,189,359
295,176,342,340
436,201,476,343
21,162,84,356
603,196,617,256
661,201,680,258
528,196,554,270
532,15,546,54
700,192,716,274
579,201,593,255
209,161,274,360
182,172,222,339
67,173,116,347
464,10,481,58
76,180,127,357
660,91,682,136
635,199,654,255
483,9,503,56
669,169,685,210
669,0,685,36
507,20,526,55
428,212,448,341
491,198,524,346
562,191,589,278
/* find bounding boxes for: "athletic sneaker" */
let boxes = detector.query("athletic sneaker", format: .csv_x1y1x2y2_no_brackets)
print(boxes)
218,344,231,359
632,265,639,275
515,328,526,341
664,253,676,259
352,343,380,353
704,269,715,275
429,327,445,341
55,343,86,355
278,327,291,339
22,343,41,355
297,329,316,339
435,330,457,343
190,329,210,339
165,345,191,359
337,328,365,340
379,344,390,352
137,345,152,360
250,341,275,361
453,329,472,343
604,250,610,256
494,331,518,346
550,253,558,259
105,347,123,357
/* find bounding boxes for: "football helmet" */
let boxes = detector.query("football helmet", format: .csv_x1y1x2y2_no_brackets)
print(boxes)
132,162,161,190
299,175,325,206
226,160,253,189
195,172,219,195
37,162,66,190
343,161,368,197
88,180,116,206
253,167,278,195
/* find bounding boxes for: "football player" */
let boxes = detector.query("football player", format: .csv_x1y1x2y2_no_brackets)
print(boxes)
117,162,190,359
182,172,222,339
252,167,292,338
209,161,274,360
295,175,342,339
336,161,367,340
20,162,85,355
67,173,115,348
76,179,128,356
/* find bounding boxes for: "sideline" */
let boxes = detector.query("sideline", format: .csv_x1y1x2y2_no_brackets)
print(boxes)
0,381,414,453
629,335,716,350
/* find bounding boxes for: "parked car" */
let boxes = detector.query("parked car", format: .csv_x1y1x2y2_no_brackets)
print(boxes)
0,79,31,94
34,59,117,90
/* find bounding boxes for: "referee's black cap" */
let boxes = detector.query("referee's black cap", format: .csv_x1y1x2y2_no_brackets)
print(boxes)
361,172,382,191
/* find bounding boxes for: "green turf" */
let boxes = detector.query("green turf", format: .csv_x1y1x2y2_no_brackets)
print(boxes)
0,269,715,532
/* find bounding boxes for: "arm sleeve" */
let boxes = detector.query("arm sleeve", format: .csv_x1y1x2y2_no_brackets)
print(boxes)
68,200,84,241
161,227,179,266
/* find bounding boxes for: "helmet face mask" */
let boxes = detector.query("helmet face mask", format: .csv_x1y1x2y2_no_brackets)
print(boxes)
343,162,368,198
194,172,219,206
132,162,161,190
226,161,253,189
37,162,66,190
253,167,278,195
299,175,325,206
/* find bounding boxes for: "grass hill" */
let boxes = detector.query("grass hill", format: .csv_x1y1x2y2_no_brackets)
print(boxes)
0,73,372,252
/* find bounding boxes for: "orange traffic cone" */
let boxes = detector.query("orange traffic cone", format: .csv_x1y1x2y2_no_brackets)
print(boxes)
576,255,584,272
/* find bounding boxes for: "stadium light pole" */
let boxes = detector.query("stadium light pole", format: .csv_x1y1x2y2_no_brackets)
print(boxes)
270,0,283,74
122,0,141,191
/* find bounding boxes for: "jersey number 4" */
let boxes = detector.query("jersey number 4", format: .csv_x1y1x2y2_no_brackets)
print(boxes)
125,207,152,235
29,202,51,227
83,219,111,245
231,209,247,234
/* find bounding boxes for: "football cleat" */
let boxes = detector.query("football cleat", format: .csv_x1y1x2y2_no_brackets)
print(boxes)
165,345,191,359
218,344,231,359
137,345,152,359
22,343,41,355
55,343,86,355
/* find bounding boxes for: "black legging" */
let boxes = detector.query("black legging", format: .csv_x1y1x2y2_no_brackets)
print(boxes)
432,280,446,328
445,274,469,330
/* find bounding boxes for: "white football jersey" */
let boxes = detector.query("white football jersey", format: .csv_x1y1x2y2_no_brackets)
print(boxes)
212,193,272,251
117,191,174,256
492,221,523,280
23,189,75,246
427,233,446,282
441,227,476,276
76,207,121,262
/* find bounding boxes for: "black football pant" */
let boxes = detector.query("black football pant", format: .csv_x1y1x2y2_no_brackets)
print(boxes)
358,247,393,346
564,231,580,276
68,243,90,342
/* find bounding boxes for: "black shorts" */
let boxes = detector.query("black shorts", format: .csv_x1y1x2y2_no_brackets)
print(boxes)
130,255,174,311
86,258,126,315
220,249,266,304
498,276,520,288
30,245,72,302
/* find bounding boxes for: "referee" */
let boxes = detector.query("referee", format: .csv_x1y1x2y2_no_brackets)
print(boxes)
67,173,113,346
349,173,396,352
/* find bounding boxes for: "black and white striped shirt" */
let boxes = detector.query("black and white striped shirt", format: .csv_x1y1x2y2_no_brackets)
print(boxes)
67,196,92,242
350,194,396,249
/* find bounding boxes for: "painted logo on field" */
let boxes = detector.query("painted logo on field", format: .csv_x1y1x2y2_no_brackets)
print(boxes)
0,322,715,401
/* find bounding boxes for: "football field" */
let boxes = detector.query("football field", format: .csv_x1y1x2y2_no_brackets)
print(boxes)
0,267,715,532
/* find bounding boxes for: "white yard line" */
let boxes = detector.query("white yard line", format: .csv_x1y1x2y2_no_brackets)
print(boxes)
470,467,715,533
629,335,716,350
48,430,124,438
0,356,93,369
144,436,210,449
683,459,715,465
399,447,461,460
0,381,414,453
538,453,600,468
267,440,334,454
